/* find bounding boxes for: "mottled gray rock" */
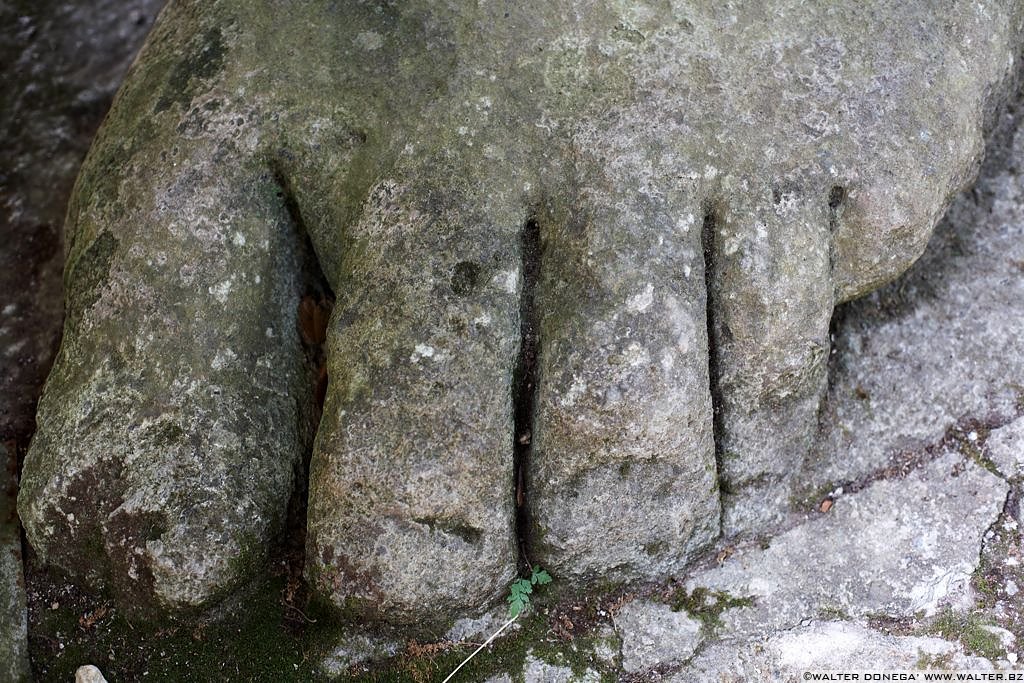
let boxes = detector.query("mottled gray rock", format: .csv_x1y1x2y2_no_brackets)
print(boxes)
16,4,320,611
988,418,1024,481
1,0,163,676
474,654,605,683
671,621,993,682
520,653,602,683
689,452,1006,638
1,443,29,682
320,632,401,678
587,623,622,668
17,0,1024,629
613,600,703,672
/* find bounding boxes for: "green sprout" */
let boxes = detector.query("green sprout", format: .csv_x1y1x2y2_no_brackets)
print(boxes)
507,566,552,618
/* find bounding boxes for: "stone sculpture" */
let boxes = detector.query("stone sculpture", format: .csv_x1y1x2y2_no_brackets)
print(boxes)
17,0,1023,630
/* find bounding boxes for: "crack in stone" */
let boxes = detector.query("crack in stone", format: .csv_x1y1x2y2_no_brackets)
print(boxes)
513,216,542,568
701,203,727,529
269,163,335,602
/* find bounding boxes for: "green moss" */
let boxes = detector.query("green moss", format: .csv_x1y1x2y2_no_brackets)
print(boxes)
1007,384,1024,415
789,480,838,511
154,27,227,114
360,580,624,683
963,627,1004,662
915,650,955,670
928,608,1005,661
344,610,548,683
973,575,999,603
64,231,119,325
818,605,851,621
29,572,346,682
524,625,616,682
667,587,755,634
949,425,1003,478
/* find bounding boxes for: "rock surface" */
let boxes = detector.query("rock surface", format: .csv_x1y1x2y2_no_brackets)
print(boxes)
616,79,1024,682
5,3,1024,681
807,83,1024,494
483,655,604,683
672,621,993,682
320,632,401,678
989,418,1024,481
689,452,1006,638
1,0,166,448
612,600,703,672
520,654,602,683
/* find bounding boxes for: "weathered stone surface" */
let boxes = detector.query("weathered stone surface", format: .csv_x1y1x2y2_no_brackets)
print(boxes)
16,0,1024,629
612,600,702,673
1,442,29,682
689,452,1006,638
989,418,1024,481
16,3,318,611
671,621,993,682
446,606,520,644
484,656,606,683
519,653,602,683
320,632,401,678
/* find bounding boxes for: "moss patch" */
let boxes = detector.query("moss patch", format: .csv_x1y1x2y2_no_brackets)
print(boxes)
818,605,851,621
915,650,955,670
64,231,118,325
666,587,755,635
154,27,227,114
928,608,1005,661
27,559,344,682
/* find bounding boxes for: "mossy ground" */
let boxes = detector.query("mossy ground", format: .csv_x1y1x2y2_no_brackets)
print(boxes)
927,608,1006,662
26,548,339,681
26,544,628,682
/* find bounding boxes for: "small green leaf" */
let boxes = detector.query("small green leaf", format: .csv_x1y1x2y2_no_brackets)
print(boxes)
506,566,553,619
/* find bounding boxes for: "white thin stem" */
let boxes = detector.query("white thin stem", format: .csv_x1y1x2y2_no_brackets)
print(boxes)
441,614,519,683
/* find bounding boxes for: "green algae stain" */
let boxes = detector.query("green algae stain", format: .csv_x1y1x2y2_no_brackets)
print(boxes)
154,27,227,114
66,231,119,324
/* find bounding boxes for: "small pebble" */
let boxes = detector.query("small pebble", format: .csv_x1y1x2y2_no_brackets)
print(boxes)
76,665,109,683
